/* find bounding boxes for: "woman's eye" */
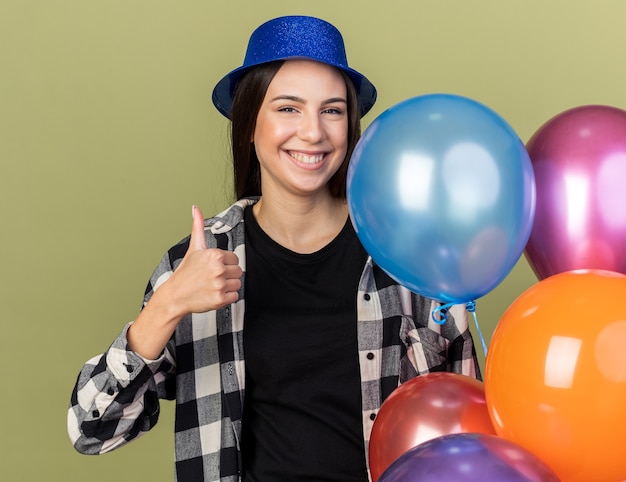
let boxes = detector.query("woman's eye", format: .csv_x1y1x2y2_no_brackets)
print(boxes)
323,107,343,115
278,106,297,113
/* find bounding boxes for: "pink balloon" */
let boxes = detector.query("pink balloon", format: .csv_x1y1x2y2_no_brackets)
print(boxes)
368,373,496,482
525,105,626,280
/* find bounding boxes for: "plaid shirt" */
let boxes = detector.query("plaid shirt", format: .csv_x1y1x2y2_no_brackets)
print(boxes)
68,198,481,482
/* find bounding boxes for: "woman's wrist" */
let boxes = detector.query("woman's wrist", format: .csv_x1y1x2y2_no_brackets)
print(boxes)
127,286,184,359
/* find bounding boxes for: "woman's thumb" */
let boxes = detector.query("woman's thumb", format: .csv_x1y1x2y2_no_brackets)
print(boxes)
189,205,207,250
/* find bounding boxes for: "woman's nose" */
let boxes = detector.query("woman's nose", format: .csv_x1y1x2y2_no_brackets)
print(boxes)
298,111,324,142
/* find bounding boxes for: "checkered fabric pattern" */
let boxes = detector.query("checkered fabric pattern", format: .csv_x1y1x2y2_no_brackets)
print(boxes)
68,198,481,482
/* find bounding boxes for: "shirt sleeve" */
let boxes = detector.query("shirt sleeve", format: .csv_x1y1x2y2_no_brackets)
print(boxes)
67,235,188,454
402,292,482,381
67,323,176,454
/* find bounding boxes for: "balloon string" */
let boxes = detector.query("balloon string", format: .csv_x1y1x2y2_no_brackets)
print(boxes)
432,300,488,358
466,301,488,358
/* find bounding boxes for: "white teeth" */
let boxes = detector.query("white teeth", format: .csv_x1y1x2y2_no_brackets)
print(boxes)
290,152,324,164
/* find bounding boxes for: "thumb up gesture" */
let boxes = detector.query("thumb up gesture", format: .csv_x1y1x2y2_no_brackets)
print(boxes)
168,205,243,315
128,206,242,359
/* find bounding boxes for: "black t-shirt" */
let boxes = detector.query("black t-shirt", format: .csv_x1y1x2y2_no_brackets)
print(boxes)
241,206,369,482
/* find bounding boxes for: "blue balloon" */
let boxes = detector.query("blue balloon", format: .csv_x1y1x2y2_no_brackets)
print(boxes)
378,433,560,482
347,94,535,303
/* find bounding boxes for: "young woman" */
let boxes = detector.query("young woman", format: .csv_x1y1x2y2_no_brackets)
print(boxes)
68,15,481,482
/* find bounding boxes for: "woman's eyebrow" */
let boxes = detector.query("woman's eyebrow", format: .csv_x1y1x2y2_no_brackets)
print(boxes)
324,97,348,105
269,95,347,105
270,94,304,103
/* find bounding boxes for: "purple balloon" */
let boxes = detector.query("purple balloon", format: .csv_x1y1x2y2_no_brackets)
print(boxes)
377,433,560,482
525,105,626,280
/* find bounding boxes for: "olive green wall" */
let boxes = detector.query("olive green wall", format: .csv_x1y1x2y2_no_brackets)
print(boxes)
2,0,625,480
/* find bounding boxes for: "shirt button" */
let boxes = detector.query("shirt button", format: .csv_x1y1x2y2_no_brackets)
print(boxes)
364,294,371,301
369,413,376,421
107,388,115,396
92,410,100,418
367,352,375,360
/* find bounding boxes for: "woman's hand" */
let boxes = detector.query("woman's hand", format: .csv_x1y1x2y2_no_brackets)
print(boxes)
127,206,242,359
166,205,242,315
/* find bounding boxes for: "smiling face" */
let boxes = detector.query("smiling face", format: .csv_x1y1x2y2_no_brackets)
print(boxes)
252,60,349,201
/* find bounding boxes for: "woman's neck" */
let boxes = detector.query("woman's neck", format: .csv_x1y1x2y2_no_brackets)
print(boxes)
252,193,348,254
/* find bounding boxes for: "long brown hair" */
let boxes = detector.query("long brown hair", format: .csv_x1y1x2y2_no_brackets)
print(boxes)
229,60,362,200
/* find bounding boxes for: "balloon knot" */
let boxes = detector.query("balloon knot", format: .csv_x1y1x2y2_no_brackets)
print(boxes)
431,302,456,325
